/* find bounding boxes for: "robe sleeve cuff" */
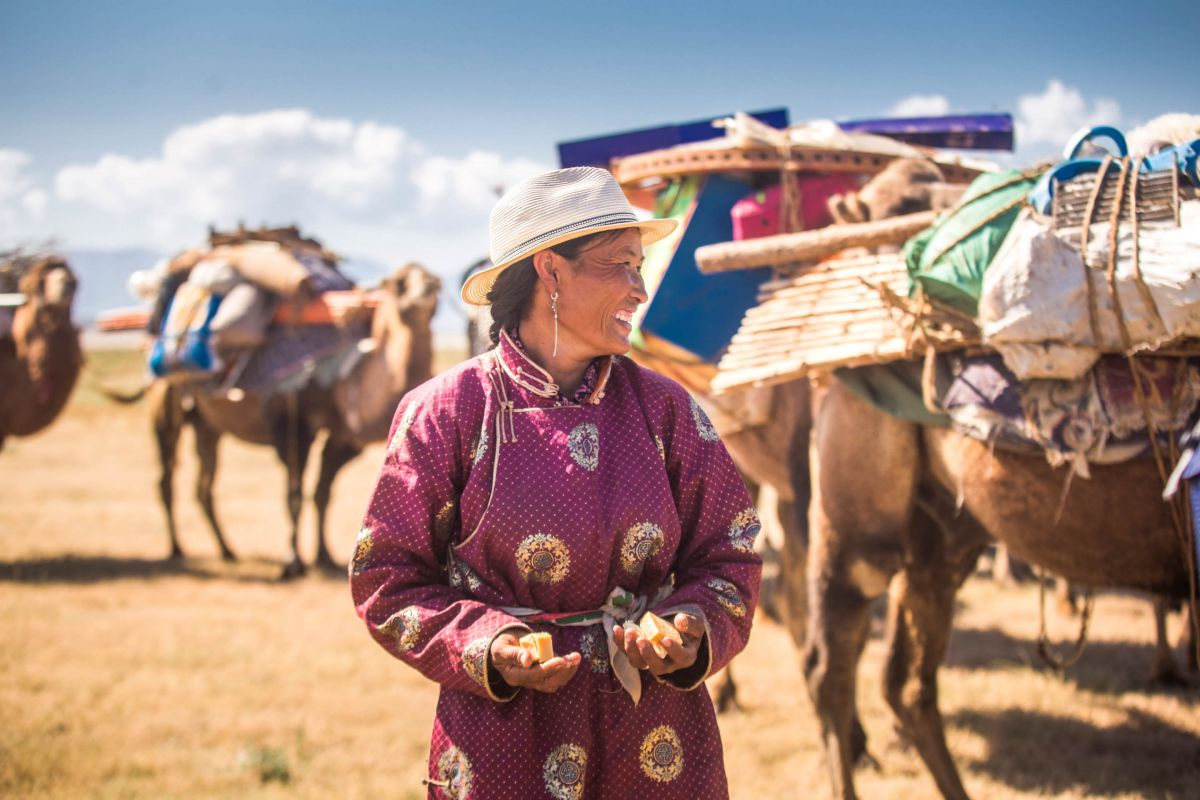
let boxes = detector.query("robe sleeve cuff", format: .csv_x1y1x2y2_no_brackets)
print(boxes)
484,623,532,702
650,604,713,691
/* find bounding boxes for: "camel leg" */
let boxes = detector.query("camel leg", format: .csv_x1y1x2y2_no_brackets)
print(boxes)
313,435,361,570
1150,596,1187,685
1055,578,1078,617
991,543,1032,585
804,551,882,800
779,497,809,650
1184,606,1199,673
272,395,314,580
709,664,741,713
192,414,236,561
882,498,983,800
150,381,186,559
803,383,914,799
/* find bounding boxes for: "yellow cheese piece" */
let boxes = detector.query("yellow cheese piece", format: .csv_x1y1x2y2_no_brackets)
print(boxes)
519,632,554,663
638,611,683,659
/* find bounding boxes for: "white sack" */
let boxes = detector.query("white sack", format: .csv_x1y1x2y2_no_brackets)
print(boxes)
980,202,1200,380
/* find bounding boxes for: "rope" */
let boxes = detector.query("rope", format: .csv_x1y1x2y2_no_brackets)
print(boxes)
1127,158,1170,338
1035,566,1094,671
1078,155,1114,349
776,141,802,236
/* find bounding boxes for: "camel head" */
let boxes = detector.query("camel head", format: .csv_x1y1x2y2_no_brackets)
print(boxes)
18,257,77,312
827,158,962,225
368,261,440,390
377,261,441,330
337,262,441,442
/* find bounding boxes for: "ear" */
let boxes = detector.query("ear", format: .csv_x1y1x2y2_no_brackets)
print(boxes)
531,250,560,295
828,192,868,225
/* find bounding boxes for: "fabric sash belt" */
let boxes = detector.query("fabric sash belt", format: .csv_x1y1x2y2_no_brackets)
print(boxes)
500,585,672,705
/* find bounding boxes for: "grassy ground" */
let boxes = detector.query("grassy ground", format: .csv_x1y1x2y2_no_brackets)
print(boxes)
1,349,1197,799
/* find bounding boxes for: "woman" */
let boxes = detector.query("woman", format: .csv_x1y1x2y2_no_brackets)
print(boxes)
350,166,762,799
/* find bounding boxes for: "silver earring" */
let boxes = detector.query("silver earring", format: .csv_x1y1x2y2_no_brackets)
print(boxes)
551,291,559,357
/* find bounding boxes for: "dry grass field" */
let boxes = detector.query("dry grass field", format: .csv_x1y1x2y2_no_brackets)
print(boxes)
2,348,1198,799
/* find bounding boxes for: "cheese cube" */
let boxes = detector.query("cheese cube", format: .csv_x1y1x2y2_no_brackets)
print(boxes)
519,632,554,663
638,611,683,659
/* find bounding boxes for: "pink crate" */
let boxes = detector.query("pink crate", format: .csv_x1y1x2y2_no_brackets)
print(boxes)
731,174,861,240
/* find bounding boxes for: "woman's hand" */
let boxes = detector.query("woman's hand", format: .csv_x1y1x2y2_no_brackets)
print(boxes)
612,613,702,677
489,633,581,693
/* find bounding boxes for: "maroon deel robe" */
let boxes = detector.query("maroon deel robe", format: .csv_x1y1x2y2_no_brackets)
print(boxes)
350,331,762,799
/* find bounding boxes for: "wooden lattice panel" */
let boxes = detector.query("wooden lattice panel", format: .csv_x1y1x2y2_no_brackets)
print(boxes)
712,253,919,392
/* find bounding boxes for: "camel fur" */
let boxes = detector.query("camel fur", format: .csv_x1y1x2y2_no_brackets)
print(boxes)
0,256,83,452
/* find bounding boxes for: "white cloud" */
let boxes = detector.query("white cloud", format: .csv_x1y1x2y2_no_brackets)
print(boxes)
53,109,550,250
0,148,50,231
413,150,546,214
887,94,951,118
1016,79,1121,150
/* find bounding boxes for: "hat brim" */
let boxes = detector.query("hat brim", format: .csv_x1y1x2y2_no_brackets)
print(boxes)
461,218,678,306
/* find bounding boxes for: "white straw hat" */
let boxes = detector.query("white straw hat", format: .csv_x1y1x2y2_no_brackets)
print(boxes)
461,166,677,306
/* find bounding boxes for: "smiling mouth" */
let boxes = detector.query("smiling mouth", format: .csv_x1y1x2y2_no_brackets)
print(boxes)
613,311,634,331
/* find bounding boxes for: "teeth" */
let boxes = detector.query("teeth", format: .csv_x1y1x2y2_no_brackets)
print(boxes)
615,311,632,323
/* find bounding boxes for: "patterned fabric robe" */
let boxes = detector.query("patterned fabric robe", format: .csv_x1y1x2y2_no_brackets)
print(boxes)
350,331,762,800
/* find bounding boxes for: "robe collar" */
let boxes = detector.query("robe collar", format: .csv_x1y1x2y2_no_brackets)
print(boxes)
496,328,612,405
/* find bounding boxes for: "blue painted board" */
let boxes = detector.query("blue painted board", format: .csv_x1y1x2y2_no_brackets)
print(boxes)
641,174,771,363
840,113,1014,152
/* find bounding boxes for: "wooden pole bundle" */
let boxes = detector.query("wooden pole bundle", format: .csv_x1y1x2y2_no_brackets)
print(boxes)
694,210,937,274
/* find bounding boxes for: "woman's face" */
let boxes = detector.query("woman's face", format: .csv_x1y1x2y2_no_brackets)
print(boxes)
555,228,648,358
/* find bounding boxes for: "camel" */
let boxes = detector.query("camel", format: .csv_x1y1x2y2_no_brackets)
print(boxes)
144,260,439,578
802,161,1199,798
0,255,83,452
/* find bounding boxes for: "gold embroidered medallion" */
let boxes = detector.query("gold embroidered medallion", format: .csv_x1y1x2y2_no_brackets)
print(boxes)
727,507,760,553
620,521,665,574
639,725,684,783
471,425,489,465
688,397,719,442
434,745,474,799
567,423,600,472
462,637,489,689
387,404,418,454
379,606,421,653
707,577,747,618
449,555,483,594
516,533,571,584
543,743,587,799
350,526,373,576
578,627,610,673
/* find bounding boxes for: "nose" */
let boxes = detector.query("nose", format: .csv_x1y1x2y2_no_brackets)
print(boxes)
629,269,648,305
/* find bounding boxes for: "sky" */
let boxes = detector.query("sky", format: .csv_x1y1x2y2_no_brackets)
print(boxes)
1,0,1195,327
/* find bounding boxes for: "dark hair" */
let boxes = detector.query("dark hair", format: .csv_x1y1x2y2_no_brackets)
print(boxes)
486,229,625,345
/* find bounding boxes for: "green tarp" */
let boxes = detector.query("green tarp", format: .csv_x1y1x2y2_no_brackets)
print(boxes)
904,169,1038,315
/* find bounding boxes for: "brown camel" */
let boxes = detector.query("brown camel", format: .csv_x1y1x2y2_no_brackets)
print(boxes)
146,261,439,578
0,256,83,452
804,381,1193,800
803,164,1198,798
